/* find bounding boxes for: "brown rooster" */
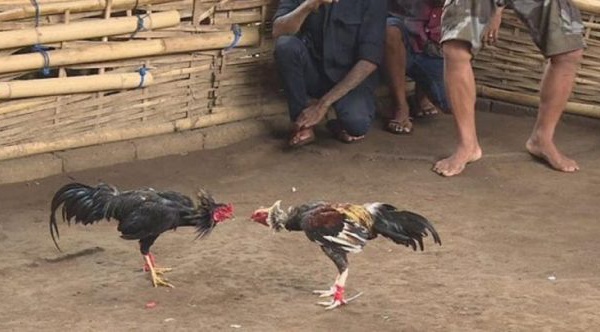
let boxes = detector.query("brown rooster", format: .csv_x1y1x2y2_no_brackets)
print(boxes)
50,182,234,288
250,200,441,309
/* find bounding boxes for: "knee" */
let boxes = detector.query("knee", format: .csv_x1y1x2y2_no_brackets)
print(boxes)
442,40,473,63
385,25,404,46
274,35,304,62
338,114,372,137
550,48,583,68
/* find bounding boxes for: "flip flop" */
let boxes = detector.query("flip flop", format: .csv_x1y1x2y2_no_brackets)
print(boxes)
288,128,315,148
326,120,364,144
386,118,413,135
414,104,440,118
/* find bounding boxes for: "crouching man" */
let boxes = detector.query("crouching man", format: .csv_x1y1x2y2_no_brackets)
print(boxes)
273,0,387,147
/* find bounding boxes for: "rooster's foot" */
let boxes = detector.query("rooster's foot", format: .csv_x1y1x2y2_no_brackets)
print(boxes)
317,292,362,310
312,287,336,298
154,267,173,275
144,254,174,288
150,272,174,288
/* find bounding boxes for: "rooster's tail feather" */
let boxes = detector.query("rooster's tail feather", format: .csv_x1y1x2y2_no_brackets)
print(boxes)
49,182,117,251
371,204,441,251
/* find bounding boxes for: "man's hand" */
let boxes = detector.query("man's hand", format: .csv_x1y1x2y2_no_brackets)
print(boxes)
482,7,504,45
272,0,339,39
295,102,329,129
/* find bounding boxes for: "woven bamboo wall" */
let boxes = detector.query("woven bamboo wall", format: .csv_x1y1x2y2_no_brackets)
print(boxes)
0,0,282,161
0,0,598,163
474,1,600,117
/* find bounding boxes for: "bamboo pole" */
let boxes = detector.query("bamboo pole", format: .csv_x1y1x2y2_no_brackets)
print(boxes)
477,85,600,119
0,0,176,21
0,27,259,74
0,72,153,99
0,10,180,50
0,101,286,161
573,0,600,14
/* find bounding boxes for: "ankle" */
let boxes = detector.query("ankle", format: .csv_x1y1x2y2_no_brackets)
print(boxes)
333,285,345,302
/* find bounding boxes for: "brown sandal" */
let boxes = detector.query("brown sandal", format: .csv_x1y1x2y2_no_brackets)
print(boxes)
414,103,440,118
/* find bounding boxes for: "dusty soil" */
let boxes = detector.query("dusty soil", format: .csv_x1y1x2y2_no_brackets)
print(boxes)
1,111,599,332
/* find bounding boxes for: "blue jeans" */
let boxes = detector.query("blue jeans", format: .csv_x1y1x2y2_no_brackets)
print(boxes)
274,35,375,136
386,16,449,112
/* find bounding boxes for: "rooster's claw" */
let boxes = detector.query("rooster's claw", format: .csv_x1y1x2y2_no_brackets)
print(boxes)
316,292,363,310
312,287,335,297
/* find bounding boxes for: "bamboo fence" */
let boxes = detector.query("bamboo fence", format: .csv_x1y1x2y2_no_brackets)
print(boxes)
0,0,282,161
0,0,598,162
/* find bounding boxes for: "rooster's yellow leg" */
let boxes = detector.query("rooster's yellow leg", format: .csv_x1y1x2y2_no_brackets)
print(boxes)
143,255,174,288
142,253,172,275
154,267,173,275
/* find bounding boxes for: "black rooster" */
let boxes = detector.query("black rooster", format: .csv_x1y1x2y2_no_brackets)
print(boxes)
50,182,234,287
250,200,441,309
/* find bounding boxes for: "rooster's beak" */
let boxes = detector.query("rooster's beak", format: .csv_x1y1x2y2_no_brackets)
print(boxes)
250,208,269,226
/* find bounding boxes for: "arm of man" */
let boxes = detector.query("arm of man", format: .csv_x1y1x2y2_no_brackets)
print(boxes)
295,0,387,129
272,0,338,39
295,60,377,129
483,5,505,45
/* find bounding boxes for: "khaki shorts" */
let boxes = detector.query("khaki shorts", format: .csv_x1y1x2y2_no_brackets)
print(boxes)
441,0,586,56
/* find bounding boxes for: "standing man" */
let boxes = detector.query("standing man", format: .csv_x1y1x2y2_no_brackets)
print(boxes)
273,0,387,147
435,0,585,176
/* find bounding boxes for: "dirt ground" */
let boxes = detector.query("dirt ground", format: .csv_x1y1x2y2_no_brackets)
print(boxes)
1,111,599,332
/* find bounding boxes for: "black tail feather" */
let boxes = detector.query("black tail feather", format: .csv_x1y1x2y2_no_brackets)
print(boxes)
49,182,117,251
373,205,441,251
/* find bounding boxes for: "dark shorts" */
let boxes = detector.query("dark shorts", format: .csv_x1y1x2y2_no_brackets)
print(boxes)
441,0,586,57
387,16,450,112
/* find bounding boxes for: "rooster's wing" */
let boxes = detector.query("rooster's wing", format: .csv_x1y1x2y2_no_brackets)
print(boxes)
302,205,370,254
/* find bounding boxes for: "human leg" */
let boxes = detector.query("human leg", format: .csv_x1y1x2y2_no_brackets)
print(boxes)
432,41,482,177
384,17,413,134
512,0,585,171
329,86,376,142
434,0,496,176
526,49,583,172
409,54,449,117
274,35,324,147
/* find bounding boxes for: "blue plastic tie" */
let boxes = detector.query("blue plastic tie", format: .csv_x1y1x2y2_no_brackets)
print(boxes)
31,1,51,76
130,14,148,39
223,24,242,52
31,0,41,27
33,44,51,76
137,65,148,88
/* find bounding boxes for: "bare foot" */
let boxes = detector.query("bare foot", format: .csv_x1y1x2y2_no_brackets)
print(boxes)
525,137,579,172
433,145,482,177
289,127,315,148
